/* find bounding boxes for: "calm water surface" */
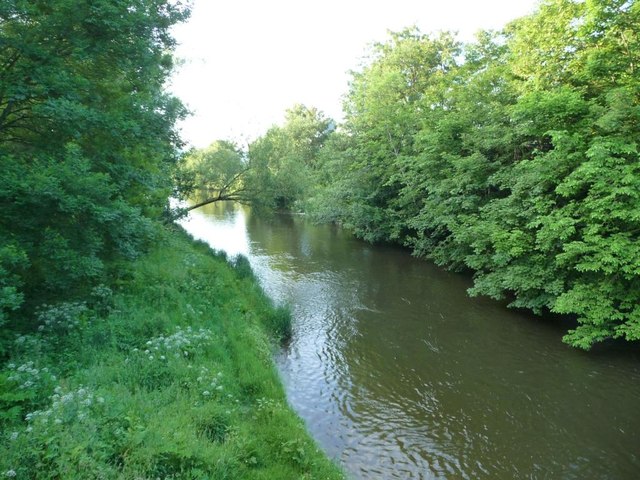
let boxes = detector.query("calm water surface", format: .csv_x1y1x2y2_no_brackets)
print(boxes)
180,203,640,479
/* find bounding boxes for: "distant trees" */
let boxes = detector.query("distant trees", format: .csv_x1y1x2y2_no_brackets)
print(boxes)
0,0,189,334
183,105,333,211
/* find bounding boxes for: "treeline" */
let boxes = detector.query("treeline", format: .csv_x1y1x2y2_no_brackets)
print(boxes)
0,4,346,477
0,0,189,347
189,0,640,349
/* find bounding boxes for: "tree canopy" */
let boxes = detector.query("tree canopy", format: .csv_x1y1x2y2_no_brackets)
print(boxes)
199,0,639,349
0,0,189,334
182,105,333,211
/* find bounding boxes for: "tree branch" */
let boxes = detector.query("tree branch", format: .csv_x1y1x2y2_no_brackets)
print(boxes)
186,191,248,211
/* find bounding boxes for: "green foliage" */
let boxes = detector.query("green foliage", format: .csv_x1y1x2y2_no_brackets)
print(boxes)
0,227,343,479
282,0,640,349
183,106,334,212
246,104,333,210
0,243,28,332
179,140,249,207
0,0,188,329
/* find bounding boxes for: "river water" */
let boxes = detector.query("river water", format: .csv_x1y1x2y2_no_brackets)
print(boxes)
180,202,640,479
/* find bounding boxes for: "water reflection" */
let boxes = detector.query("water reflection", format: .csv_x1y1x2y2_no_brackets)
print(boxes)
180,202,640,479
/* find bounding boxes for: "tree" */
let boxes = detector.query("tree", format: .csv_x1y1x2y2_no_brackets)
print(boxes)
460,0,640,348
304,1,640,348
179,141,250,210
245,105,333,210
335,29,462,242
0,0,189,325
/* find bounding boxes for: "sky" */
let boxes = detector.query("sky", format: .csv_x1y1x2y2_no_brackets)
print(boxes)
169,0,540,149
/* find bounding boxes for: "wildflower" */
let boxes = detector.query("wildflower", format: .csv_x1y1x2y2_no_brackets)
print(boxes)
97,397,105,404
160,355,166,360
9,432,18,441
202,391,211,396
5,470,17,478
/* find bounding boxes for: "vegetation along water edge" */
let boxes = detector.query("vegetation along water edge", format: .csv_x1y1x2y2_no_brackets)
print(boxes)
183,0,640,350
0,225,344,479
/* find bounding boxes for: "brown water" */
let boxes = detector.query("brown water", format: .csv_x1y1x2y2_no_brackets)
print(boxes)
180,202,640,479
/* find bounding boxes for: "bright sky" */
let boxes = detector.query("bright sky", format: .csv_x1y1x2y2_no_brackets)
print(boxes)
169,0,540,148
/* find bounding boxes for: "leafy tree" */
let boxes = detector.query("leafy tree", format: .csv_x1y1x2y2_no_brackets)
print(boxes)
178,141,250,210
0,0,189,326
245,104,333,210
304,0,640,348
334,29,461,242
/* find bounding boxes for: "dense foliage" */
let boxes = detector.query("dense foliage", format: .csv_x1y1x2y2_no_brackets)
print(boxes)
182,105,333,212
0,228,343,478
0,0,189,335
204,0,639,349
0,5,345,477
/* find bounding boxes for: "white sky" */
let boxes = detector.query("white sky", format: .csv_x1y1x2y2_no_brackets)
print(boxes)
169,0,540,148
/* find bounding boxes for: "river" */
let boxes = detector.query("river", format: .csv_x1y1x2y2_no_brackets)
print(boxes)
180,202,640,479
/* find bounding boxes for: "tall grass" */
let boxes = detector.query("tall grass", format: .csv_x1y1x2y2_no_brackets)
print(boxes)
0,226,343,479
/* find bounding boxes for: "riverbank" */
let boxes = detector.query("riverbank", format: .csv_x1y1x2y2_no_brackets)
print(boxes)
0,225,343,479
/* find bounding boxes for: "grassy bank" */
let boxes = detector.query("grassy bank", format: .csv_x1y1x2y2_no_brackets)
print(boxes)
0,226,344,479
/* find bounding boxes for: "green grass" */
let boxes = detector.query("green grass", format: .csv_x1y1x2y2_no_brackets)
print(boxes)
0,226,344,479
